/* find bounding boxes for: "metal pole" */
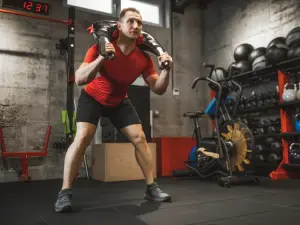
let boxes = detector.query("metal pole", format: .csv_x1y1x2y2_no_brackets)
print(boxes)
66,7,75,148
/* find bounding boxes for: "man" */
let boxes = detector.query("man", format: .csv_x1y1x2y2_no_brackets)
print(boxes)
54,7,173,213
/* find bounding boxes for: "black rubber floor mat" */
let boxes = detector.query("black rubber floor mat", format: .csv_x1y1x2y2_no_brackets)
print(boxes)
39,207,147,225
1,178,300,225
238,207,300,225
120,198,281,225
195,216,263,225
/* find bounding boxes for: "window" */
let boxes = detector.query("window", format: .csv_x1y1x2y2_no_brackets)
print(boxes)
66,0,113,14
120,0,160,25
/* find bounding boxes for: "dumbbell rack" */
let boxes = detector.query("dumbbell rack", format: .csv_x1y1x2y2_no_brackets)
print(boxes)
209,57,300,180
270,69,300,179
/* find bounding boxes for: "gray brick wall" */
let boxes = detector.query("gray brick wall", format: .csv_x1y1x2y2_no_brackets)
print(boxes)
203,0,300,69
0,1,205,182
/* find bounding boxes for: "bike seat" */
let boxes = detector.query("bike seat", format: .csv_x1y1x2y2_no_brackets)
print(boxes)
183,111,204,118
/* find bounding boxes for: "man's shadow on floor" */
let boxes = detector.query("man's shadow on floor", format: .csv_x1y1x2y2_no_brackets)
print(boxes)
73,201,165,225
115,201,163,216
76,200,164,215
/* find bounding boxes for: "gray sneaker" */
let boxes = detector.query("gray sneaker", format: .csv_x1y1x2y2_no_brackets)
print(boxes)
144,182,172,202
54,188,73,213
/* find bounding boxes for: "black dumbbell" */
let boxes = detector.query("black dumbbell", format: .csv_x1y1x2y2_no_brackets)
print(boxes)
270,91,278,105
259,119,272,127
256,145,264,152
265,137,276,146
264,95,271,105
256,128,265,135
268,153,281,163
257,94,264,107
270,141,282,150
267,126,281,134
256,154,265,162
240,96,247,110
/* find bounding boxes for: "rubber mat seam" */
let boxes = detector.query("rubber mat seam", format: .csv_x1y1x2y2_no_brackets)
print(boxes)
40,216,50,225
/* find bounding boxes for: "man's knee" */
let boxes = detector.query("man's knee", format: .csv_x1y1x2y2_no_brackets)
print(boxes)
73,123,96,150
74,134,92,150
131,131,147,147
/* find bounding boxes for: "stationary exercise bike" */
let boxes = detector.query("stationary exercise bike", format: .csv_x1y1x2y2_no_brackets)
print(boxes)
181,63,260,188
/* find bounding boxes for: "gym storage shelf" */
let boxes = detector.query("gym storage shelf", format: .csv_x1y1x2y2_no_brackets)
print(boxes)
280,132,300,139
254,134,281,139
238,99,300,114
254,132,300,139
269,70,300,180
238,104,278,114
279,100,300,109
232,56,300,81
230,56,300,180
282,163,300,171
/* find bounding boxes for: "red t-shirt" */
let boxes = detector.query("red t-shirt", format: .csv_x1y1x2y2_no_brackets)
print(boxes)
81,41,157,106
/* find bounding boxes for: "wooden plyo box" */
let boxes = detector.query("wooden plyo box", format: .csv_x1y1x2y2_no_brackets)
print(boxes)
92,143,157,182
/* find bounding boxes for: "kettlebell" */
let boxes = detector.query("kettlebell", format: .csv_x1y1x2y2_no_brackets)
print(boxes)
289,143,300,164
297,83,300,100
295,114,300,132
282,83,297,102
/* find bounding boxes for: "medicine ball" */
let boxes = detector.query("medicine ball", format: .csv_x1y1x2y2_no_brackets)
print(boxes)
233,60,252,74
234,43,254,61
288,45,300,59
286,27,300,47
211,67,228,81
248,47,266,64
252,55,267,71
267,37,286,48
265,37,288,64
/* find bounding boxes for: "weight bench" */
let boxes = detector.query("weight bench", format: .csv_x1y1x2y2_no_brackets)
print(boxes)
0,126,52,182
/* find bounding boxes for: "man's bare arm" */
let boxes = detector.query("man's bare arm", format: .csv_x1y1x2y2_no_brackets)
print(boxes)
145,69,170,95
144,53,173,95
75,43,115,86
75,55,105,86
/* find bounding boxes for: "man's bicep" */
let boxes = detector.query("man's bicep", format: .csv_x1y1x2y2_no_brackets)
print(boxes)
144,73,159,88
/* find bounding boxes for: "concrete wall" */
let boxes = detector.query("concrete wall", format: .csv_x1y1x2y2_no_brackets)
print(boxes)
0,0,205,182
151,5,207,137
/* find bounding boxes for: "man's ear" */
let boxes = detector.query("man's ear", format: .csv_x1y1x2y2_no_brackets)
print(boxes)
117,21,121,30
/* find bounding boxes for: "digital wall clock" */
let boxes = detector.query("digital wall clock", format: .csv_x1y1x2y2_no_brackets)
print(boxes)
2,0,50,16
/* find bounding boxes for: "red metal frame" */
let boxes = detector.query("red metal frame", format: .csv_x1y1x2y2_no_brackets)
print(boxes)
0,8,70,24
0,126,52,181
270,70,299,179
207,70,299,179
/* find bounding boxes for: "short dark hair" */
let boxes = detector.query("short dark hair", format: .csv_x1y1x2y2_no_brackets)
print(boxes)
119,7,141,21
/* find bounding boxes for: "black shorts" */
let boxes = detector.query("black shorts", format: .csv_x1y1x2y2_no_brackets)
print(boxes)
76,90,141,129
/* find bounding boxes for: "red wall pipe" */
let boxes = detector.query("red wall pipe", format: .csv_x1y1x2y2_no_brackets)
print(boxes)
0,8,70,24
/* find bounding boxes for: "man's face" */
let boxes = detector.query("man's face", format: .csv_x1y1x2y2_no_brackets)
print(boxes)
118,11,142,40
